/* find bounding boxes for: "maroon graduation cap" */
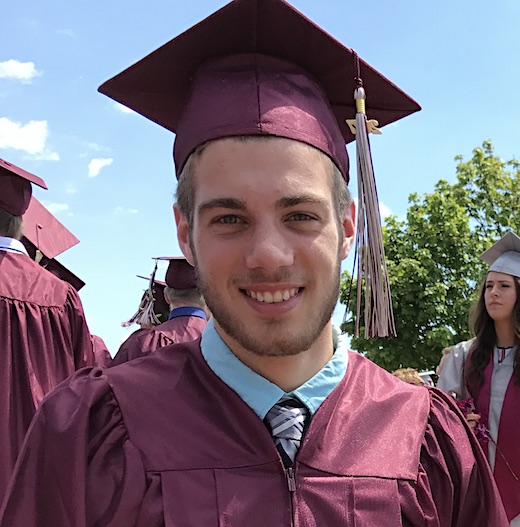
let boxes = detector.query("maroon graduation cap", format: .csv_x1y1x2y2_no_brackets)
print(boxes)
22,197,79,260
155,256,197,290
21,197,84,290
43,259,86,291
99,0,420,181
122,262,171,328
0,158,48,216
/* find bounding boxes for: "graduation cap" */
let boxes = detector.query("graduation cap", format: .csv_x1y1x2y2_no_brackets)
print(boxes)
0,158,48,216
43,258,86,291
480,232,520,279
99,0,419,179
121,261,170,328
22,197,80,261
99,0,421,338
155,256,197,289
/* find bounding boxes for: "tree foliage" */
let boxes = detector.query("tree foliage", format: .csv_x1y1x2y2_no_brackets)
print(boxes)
340,141,520,372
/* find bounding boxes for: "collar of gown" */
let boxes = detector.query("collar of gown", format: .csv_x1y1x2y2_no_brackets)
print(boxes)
0,236,28,256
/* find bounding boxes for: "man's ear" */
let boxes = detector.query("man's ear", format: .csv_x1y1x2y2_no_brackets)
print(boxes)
174,203,194,265
340,199,356,261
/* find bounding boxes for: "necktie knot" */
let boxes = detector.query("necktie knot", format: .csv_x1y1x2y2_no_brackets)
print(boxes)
265,396,309,466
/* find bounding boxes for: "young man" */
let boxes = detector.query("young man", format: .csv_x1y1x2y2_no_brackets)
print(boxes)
0,0,507,525
111,257,207,365
0,159,95,502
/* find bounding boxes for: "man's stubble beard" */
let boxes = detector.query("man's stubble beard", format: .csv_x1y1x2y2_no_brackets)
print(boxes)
191,240,342,357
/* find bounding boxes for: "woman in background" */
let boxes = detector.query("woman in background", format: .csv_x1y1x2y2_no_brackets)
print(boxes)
438,232,520,525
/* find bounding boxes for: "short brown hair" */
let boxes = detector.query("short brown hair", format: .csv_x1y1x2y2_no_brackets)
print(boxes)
175,136,351,229
0,208,23,240
164,285,206,310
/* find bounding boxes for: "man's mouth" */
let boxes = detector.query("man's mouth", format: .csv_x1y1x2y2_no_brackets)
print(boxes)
243,288,301,304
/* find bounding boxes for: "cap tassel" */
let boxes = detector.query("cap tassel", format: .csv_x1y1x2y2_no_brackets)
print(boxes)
346,56,396,338
121,261,162,328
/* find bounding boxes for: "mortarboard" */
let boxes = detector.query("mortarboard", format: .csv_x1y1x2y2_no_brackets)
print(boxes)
43,258,86,291
22,197,80,261
0,158,48,216
21,197,84,290
155,256,197,290
98,0,420,180
122,262,170,328
99,0,421,338
480,232,520,279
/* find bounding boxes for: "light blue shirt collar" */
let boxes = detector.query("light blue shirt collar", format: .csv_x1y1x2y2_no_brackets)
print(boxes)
200,318,348,419
0,236,28,256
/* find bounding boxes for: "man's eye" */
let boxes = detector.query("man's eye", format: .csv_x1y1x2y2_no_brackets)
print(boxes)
215,215,243,224
288,212,315,221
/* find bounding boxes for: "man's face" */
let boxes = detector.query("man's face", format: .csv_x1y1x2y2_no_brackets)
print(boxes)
176,137,355,357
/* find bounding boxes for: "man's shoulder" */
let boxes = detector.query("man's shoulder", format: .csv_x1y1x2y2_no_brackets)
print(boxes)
346,350,427,392
0,251,69,305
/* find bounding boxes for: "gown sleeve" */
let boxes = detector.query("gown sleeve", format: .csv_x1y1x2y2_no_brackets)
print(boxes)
399,388,508,526
66,286,97,369
0,368,150,527
436,339,473,399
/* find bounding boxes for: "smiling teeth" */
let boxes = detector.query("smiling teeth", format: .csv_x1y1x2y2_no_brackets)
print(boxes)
248,289,298,303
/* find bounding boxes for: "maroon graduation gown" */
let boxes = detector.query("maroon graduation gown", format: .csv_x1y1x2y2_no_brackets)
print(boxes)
0,251,95,501
91,335,112,368
0,341,508,526
110,314,206,366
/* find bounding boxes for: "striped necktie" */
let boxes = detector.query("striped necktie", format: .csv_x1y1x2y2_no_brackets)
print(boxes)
265,396,309,466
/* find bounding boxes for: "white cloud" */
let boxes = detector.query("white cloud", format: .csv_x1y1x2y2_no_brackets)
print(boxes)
113,206,139,215
65,184,78,194
379,202,392,218
114,102,135,114
88,157,113,178
32,150,60,161
0,60,42,83
43,202,69,214
0,117,59,159
56,29,77,38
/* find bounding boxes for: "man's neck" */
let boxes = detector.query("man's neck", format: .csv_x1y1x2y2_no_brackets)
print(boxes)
215,323,335,392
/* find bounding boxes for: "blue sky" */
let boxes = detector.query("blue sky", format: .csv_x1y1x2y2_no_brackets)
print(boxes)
2,0,519,354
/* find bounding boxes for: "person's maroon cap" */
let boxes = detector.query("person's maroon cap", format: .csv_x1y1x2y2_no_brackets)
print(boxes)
155,256,197,290
22,197,79,259
0,158,48,216
98,0,420,181
44,259,86,291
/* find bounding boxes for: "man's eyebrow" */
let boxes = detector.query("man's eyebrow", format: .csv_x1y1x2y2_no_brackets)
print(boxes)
276,195,328,209
197,197,246,215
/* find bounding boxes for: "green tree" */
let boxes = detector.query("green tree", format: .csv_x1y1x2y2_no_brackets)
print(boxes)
340,141,520,372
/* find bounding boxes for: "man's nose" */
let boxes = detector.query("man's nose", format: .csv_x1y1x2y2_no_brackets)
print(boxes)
245,223,294,271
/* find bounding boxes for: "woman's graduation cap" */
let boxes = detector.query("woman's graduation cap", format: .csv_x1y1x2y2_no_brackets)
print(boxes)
99,0,421,337
0,158,47,216
480,232,520,279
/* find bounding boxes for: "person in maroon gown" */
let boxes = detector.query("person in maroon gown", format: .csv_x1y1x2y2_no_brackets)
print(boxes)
111,257,207,366
0,1,508,525
90,334,112,368
0,158,96,502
